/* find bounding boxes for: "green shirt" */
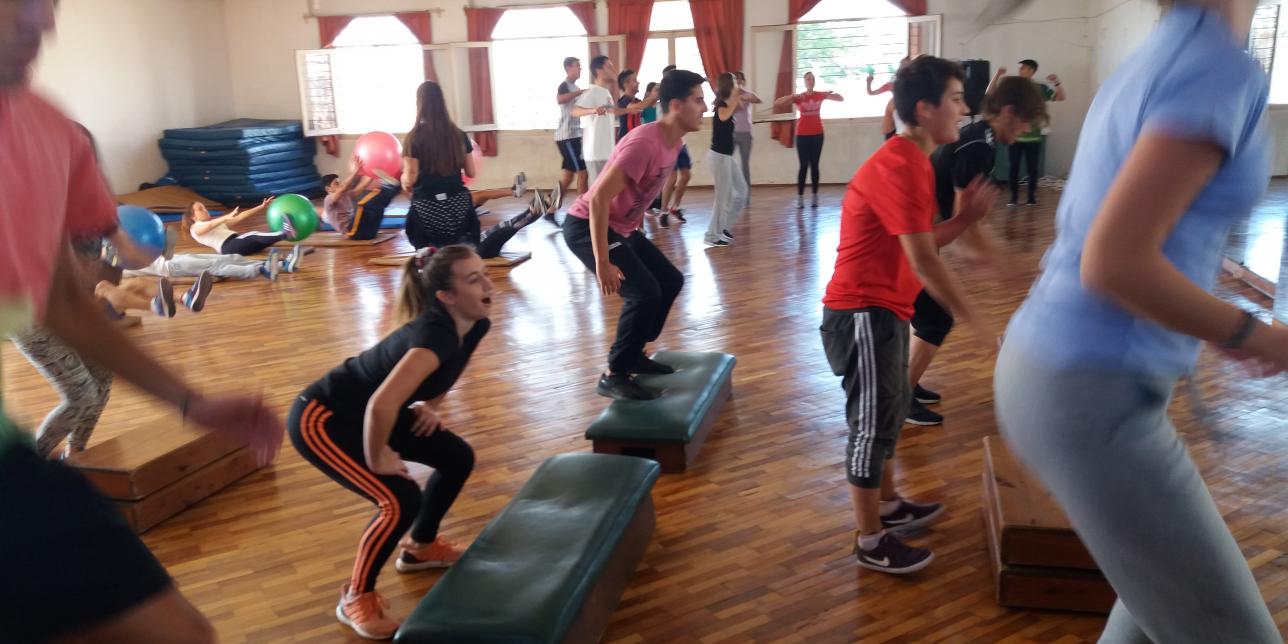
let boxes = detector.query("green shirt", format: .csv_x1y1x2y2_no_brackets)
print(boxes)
1016,83,1057,143
641,106,657,124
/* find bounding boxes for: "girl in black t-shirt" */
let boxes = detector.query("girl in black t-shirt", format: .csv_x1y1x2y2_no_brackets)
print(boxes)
286,244,493,639
402,81,549,257
704,73,748,247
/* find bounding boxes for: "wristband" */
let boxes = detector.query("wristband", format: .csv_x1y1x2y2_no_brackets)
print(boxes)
1223,310,1259,350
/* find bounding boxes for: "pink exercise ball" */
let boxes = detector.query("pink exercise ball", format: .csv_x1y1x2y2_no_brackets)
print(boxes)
354,131,403,183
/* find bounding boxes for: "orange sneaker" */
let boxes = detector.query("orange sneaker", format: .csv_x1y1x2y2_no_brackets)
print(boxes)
395,535,466,572
335,584,400,640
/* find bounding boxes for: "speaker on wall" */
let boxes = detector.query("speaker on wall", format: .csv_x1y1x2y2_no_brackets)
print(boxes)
961,59,991,116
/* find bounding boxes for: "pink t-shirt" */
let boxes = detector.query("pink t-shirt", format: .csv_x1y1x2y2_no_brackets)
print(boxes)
567,122,682,236
0,88,118,323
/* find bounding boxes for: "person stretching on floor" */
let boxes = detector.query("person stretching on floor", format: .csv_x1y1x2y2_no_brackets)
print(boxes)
288,244,491,639
402,80,552,258
562,69,707,400
323,156,401,241
185,198,304,268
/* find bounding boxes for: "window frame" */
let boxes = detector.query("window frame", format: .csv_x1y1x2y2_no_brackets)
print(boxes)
749,13,942,124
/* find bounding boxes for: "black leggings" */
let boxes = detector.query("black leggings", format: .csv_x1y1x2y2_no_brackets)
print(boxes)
287,395,474,594
408,194,525,259
219,231,286,255
1008,140,1041,203
796,134,824,196
563,216,684,373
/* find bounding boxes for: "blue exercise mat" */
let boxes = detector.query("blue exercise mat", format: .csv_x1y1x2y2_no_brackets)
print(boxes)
171,167,321,185
160,137,310,153
161,140,315,162
166,158,317,175
163,119,304,141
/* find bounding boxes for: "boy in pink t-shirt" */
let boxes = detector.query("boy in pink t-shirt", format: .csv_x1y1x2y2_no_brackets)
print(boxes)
562,69,707,401
0,3,282,641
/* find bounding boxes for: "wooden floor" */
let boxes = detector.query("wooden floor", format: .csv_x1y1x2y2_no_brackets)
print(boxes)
6,184,1288,643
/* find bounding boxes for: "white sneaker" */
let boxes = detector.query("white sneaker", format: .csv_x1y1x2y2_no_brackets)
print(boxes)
796,195,804,209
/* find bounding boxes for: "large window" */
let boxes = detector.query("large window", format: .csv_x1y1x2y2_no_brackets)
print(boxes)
749,0,940,121
637,1,714,111
491,7,589,130
298,17,423,135
1252,3,1288,104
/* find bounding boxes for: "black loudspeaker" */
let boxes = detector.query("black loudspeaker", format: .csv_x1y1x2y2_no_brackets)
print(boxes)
961,59,991,116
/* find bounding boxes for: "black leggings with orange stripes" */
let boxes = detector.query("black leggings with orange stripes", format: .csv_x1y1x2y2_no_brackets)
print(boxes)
287,393,474,593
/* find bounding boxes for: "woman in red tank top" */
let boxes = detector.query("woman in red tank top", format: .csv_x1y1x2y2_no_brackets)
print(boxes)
774,71,844,208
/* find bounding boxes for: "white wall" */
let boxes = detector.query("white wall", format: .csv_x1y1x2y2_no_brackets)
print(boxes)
32,0,235,193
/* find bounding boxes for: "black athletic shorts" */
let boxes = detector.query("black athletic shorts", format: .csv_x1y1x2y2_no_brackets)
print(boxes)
911,289,954,347
556,137,585,173
675,144,692,170
0,443,172,642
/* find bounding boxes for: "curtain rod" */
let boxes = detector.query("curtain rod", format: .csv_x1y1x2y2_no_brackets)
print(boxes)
465,0,595,11
304,8,445,20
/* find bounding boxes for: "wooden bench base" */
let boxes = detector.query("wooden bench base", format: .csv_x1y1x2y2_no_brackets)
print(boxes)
591,375,730,473
67,421,256,533
982,436,1115,613
563,495,655,644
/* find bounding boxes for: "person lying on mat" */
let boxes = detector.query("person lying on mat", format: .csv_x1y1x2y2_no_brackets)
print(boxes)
323,157,402,241
96,273,213,320
185,198,302,264
125,248,297,281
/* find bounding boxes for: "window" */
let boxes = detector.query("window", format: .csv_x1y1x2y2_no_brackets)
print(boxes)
749,1,940,121
298,17,424,136
1253,3,1288,104
491,7,589,130
637,1,715,112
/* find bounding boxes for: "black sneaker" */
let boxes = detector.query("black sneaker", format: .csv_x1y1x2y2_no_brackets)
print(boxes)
906,400,943,426
704,239,729,248
913,384,941,405
880,498,945,533
853,532,933,574
597,373,657,400
671,209,687,223
659,213,670,228
629,355,675,375
721,229,734,240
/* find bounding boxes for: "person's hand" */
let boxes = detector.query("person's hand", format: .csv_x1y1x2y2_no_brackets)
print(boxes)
596,258,625,296
259,197,274,209
226,206,241,218
596,105,608,116
351,156,366,174
407,401,441,436
368,445,411,479
958,176,1000,224
867,73,874,83
996,66,1007,77
1047,74,1060,85
183,393,283,466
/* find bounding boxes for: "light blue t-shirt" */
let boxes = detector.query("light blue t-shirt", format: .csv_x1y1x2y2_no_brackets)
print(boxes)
1006,4,1270,379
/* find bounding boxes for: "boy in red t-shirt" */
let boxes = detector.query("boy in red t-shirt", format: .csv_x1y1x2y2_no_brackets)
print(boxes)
820,57,999,574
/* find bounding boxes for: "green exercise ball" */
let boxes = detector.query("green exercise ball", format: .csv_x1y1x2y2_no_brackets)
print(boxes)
266,194,318,242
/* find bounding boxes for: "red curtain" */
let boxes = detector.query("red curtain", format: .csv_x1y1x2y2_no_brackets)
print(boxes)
689,0,743,91
888,0,927,16
395,11,438,83
317,15,355,48
464,7,506,156
569,1,598,36
607,0,654,74
772,0,822,147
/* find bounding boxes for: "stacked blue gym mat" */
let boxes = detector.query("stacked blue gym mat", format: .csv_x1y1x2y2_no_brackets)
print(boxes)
160,119,322,205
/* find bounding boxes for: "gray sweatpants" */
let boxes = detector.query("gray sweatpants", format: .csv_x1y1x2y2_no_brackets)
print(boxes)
125,253,262,280
995,344,1280,643
733,132,753,193
705,150,749,244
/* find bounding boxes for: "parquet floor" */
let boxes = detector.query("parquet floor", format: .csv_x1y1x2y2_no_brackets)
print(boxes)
5,183,1288,643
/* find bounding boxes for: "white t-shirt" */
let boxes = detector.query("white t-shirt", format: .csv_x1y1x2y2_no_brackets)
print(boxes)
576,84,616,162
191,221,236,251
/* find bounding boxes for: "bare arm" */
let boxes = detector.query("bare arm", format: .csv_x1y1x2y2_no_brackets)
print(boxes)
571,105,603,117
900,232,995,350
986,68,1005,96
557,88,585,105
772,93,798,110
824,91,844,102
1048,75,1066,102
717,92,741,122
462,147,476,178
365,348,440,471
933,176,997,248
225,198,272,226
1082,132,1288,365
741,90,762,104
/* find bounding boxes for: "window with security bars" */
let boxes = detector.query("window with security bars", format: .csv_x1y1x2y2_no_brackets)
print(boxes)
794,17,911,119
299,52,338,134
1250,3,1278,78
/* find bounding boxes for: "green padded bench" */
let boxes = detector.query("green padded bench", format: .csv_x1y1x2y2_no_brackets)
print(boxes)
394,453,659,644
586,351,735,473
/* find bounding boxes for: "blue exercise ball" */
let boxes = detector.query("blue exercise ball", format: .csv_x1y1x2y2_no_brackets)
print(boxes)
116,205,166,269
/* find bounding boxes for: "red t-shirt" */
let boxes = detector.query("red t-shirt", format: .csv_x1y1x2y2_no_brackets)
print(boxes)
0,88,118,323
823,136,935,319
794,91,828,136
